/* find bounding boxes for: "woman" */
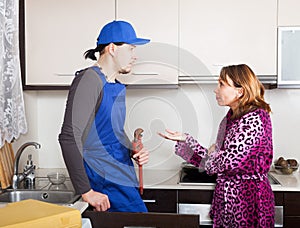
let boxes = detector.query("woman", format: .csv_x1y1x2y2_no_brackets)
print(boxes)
59,20,150,212
159,64,275,227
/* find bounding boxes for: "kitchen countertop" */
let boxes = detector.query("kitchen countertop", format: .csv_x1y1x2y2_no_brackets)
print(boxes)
141,168,300,192
34,168,300,192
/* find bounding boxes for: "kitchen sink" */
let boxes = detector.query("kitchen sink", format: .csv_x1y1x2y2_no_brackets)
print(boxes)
267,173,281,185
0,189,80,204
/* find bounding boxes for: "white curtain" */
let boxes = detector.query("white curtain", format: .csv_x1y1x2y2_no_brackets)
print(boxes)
0,0,27,147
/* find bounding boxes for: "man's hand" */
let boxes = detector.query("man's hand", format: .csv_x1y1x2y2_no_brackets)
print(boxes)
82,189,110,211
132,147,149,165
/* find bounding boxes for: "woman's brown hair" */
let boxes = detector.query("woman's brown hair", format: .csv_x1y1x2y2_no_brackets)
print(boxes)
219,64,271,119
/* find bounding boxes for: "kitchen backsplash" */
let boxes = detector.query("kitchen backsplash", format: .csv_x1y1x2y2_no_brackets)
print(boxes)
12,85,300,171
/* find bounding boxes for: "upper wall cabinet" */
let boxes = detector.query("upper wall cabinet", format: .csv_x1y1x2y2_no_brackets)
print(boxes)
116,0,179,86
276,0,300,88
24,0,178,88
23,0,278,88
278,0,300,26
179,0,277,77
277,27,300,88
24,0,114,86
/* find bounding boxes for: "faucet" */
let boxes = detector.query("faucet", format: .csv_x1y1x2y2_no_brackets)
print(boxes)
12,142,41,189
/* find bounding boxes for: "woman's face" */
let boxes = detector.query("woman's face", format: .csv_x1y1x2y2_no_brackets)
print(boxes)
214,75,242,110
113,44,137,74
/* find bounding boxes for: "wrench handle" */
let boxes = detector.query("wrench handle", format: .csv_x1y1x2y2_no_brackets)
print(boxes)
138,165,143,195
133,128,144,195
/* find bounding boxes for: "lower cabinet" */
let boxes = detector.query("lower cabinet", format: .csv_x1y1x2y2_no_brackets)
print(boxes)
143,189,214,227
178,190,214,227
284,192,300,227
274,192,284,227
82,189,300,227
178,190,213,204
143,189,289,228
272,191,300,228
142,189,177,213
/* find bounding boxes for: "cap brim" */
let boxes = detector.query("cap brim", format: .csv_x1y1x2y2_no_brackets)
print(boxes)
128,38,150,45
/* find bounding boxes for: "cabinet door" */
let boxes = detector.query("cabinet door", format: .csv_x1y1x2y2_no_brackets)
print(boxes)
284,192,300,228
274,192,284,206
277,27,300,88
178,190,214,227
25,0,114,86
278,0,300,26
178,190,213,204
284,217,300,228
142,189,177,213
179,0,277,76
284,192,300,216
116,0,179,85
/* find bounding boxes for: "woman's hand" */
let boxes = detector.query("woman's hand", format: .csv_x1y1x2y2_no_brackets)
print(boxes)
132,147,149,165
82,189,110,211
157,129,186,142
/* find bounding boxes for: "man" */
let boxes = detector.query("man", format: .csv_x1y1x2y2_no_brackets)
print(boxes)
59,20,150,212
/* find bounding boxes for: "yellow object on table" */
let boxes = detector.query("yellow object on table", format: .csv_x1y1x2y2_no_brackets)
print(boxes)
0,141,14,189
0,199,81,228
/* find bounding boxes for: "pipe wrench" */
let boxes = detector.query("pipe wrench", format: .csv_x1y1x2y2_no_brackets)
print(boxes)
132,128,144,195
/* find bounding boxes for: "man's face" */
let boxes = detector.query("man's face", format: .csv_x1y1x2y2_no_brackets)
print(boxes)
114,44,137,74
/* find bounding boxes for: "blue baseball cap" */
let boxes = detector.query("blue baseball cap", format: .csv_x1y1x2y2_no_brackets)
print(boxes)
96,20,150,46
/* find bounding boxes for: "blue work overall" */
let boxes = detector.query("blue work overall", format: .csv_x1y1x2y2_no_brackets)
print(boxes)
83,67,147,212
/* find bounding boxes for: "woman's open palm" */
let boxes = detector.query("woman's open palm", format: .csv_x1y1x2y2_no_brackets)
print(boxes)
157,129,186,142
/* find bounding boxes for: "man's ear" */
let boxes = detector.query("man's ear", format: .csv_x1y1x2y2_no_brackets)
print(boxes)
108,43,115,56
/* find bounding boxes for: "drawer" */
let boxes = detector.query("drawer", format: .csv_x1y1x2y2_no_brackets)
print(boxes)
284,192,300,216
142,189,177,213
178,190,213,204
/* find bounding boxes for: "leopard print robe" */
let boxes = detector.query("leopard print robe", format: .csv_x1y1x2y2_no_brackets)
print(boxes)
176,108,275,228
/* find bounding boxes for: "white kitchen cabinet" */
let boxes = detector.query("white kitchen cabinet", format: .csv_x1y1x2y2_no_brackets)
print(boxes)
277,1,300,88
25,0,114,86
116,0,179,86
278,0,300,26
277,27,300,88
179,0,277,77
24,0,278,87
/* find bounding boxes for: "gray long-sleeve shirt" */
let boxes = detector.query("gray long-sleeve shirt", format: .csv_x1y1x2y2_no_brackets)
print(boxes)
59,67,103,194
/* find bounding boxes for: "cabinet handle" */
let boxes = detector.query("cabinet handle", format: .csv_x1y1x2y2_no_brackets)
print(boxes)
55,73,74,76
143,199,156,203
132,72,159,75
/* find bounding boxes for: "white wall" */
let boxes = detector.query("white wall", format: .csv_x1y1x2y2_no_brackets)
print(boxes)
266,89,300,161
13,85,300,171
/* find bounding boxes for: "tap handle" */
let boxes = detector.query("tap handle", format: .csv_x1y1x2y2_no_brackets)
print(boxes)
27,154,33,165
